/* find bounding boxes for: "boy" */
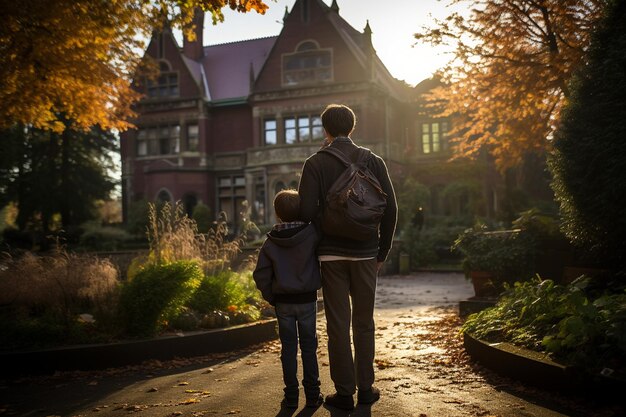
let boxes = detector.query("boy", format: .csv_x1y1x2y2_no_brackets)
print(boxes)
253,189,323,409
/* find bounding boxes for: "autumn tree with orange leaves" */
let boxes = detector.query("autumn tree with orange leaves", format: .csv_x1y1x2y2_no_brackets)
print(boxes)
415,0,604,171
0,0,269,133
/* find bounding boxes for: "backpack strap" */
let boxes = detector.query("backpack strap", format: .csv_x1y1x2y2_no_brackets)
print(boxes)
319,146,370,167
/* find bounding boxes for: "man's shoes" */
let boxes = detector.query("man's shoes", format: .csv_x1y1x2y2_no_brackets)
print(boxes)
357,386,380,404
305,393,324,408
324,393,355,410
282,396,298,409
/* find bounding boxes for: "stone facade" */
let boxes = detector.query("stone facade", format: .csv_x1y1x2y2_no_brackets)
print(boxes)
120,0,500,230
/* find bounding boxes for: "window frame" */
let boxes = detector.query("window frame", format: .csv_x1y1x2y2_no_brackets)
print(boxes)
281,41,333,87
136,124,180,157
420,120,449,155
283,114,324,144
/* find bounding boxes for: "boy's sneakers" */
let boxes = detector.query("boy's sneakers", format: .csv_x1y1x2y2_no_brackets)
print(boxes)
305,393,324,408
324,393,354,410
357,386,380,404
282,395,298,409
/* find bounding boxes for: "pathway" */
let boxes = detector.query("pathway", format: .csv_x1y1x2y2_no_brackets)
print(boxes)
1,273,622,417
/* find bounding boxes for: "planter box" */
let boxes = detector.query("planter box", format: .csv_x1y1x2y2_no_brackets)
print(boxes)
0,319,278,377
463,333,625,395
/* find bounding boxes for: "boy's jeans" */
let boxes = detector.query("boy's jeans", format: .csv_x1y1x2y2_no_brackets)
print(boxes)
275,301,321,400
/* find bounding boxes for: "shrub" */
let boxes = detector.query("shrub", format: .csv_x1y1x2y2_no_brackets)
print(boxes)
462,277,626,377
119,260,203,337
126,199,150,235
0,249,120,350
549,0,626,272
403,224,465,269
452,223,536,286
192,203,211,233
189,270,261,314
79,222,131,251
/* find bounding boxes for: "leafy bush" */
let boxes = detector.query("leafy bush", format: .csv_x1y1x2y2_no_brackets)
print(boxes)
549,0,626,272
192,203,211,233
404,224,465,269
126,199,150,235
79,222,131,251
119,260,203,337
396,177,430,232
189,270,261,314
452,223,536,285
463,277,626,376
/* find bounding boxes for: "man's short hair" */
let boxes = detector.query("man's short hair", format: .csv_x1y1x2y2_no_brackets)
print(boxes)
274,189,301,222
321,104,356,138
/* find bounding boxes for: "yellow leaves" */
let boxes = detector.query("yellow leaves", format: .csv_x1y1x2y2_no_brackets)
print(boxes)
0,0,269,133
417,0,603,171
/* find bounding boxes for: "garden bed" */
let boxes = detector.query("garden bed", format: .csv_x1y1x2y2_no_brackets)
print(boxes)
0,319,278,377
463,332,625,395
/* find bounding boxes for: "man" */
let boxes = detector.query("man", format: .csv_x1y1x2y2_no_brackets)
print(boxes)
298,104,398,410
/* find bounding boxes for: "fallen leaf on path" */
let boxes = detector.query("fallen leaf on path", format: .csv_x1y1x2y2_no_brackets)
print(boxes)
178,398,200,405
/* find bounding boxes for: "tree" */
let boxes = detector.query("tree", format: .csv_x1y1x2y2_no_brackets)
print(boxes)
415,0,603,171
549,0,626,271
0,0,269,133
0,122,118,235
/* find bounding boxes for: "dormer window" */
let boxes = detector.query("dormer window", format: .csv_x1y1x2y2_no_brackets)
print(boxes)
146,61,179,98
282,41,332,86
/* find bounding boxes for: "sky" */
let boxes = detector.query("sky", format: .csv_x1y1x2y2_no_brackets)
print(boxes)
200,0,455,87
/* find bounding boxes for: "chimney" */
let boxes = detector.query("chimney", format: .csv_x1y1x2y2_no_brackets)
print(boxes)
183,8,205,61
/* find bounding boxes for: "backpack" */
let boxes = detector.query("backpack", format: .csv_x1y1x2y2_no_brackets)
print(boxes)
319,146,388,240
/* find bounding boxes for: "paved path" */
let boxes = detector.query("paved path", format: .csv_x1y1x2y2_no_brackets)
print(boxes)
1,273,622,417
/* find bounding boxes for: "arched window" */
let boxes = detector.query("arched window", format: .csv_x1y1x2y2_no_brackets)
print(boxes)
156,189,172,204
146,60,179,98
282,40,332,86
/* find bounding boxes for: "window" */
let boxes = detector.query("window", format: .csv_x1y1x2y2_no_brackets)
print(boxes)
187,124,199,152
146,62,179,98
264,119,277,145
282,41,332,86
421,121,449,154
136,125,180,156
283,115,324,144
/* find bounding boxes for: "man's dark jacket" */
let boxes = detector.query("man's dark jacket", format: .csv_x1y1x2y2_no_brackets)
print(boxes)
298,137,398,261
253,223,321,305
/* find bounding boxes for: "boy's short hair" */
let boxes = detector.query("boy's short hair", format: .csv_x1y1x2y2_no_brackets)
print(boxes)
321,104,356,138
274,189,300,222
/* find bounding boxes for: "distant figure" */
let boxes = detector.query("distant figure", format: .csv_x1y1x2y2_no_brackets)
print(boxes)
298,104,398,411
412,206,424,231
252,189,323,409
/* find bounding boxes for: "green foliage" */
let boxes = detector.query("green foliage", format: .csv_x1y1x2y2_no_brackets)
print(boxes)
192,203,212,233
119,260,203,337
549,0,626,272
126,199,150,236
404,223,465,268
396,177,430,231
0,123,118,234
79,222,132,251
463,277,626,375
189,270,261,314
452,223,536,286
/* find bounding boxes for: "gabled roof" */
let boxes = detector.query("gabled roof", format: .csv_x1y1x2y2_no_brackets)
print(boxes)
201,37,277,102
319,0,410,100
